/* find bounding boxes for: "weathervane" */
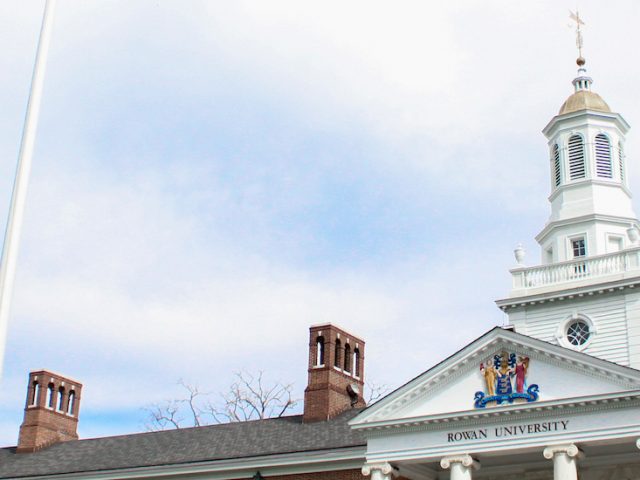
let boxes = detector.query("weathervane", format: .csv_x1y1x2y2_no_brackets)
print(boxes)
569,10,586,66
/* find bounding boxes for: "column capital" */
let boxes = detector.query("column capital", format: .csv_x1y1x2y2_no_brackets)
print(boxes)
440,454,480,470
543,444,584,460
362,462,398,477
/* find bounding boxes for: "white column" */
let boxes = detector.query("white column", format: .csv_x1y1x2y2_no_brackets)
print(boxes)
440,455,479,480
636,438,640,450
362,462,398,480
543,444,583,480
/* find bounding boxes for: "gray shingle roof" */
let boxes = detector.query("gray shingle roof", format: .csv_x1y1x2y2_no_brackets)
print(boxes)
0,409,365,479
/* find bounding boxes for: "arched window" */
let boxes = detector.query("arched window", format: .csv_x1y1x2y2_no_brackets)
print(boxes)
334,339,342,368
567,134,585,180
594,133,612,178
46,383,55,409
315,336,325,366
552,144,561,187
68,391,76,415
30,381,40,406
354,348,361,378
619,141,625,182
57,387,65,411
343,344,351,372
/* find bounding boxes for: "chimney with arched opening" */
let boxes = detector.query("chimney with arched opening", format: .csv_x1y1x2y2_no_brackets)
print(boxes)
303,324,365,422
17,370,82,453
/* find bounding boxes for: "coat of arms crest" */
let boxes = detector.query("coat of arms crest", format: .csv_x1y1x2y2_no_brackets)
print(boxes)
474,351,539,408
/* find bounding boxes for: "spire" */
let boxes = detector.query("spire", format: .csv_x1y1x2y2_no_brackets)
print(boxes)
557,11,611,115
570,10,585,63
569,10,592,92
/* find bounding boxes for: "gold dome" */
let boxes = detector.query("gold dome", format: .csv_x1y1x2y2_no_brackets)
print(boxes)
559,90,611,115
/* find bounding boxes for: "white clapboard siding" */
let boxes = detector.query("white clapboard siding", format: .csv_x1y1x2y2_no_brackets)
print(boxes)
513,293,630,366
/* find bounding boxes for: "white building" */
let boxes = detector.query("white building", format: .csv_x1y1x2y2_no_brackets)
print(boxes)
349,58,640,479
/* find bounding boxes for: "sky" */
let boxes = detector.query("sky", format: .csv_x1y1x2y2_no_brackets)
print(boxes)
1,0,640,445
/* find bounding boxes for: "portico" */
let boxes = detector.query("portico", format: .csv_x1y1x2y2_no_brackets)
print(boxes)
362,440,640,480
351,328,640,480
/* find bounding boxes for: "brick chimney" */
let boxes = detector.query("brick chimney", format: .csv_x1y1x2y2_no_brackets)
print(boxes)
303,324,365,422
17,370,82,453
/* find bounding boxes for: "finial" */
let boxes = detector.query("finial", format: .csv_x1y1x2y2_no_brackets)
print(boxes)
627,226,640,245
569,10,586,68
514,243,526,266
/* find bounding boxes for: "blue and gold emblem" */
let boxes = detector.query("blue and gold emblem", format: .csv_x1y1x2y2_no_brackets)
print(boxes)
474,351,539,408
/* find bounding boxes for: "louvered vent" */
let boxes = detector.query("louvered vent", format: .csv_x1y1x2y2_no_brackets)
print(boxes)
594,133,612,178
619,141,625,182
553,144,561,187
568,134,585,180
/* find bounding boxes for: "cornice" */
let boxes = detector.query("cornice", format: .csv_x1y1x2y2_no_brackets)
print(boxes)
535,213,638,243
542,109,630,137
356,391,640,435
546,181,634,206
496,275,640,309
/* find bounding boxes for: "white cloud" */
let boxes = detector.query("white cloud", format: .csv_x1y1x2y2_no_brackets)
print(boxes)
1,0,640,447
0,146,511,444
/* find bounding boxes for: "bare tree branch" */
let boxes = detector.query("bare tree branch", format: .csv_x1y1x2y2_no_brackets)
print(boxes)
143,371,299,430
177,379,203,427
144,400,184,431
365,380,390,405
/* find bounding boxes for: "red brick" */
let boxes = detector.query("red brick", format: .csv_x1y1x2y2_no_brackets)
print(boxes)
303,324,365,422
17,370,82,453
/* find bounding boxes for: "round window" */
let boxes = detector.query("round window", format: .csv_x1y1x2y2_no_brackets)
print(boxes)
566,321,590,346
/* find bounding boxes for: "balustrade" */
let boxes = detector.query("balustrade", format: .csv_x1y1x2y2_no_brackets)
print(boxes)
511,248,640,290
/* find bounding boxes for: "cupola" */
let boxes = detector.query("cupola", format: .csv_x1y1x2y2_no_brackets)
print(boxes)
538,54,636,263
498,11,640,373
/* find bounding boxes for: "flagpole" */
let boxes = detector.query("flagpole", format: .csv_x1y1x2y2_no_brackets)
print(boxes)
0,0,57,380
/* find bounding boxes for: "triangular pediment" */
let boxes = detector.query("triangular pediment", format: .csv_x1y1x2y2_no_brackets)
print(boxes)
351,328,640,428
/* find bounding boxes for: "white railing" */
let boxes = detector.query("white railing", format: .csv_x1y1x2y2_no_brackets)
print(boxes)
511,247,640,290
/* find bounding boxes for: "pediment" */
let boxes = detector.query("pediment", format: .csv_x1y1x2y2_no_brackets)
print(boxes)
351,328,640,427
